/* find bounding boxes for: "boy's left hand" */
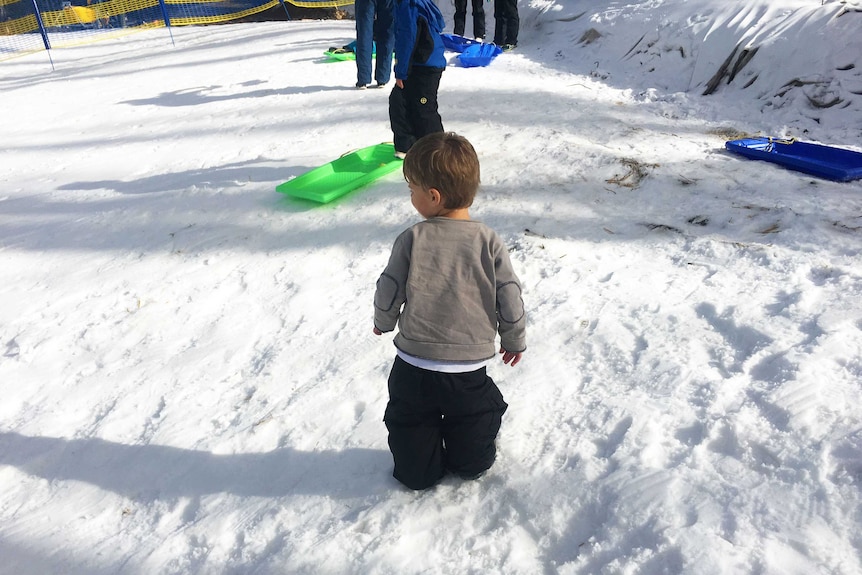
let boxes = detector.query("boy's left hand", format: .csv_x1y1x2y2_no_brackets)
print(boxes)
500,347,522,366
373,327,382,335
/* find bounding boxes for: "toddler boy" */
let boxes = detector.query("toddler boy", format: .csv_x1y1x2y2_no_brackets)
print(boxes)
373,132,526,490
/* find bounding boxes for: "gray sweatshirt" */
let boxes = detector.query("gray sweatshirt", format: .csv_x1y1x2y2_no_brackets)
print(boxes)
374,217,526,362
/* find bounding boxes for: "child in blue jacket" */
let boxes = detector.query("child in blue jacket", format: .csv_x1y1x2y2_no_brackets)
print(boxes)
389,0,447,157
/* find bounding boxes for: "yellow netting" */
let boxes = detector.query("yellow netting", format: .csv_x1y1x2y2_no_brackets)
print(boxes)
1,0,356,58
93,0,162,19
285,0,353,7
41,6,99,26
167,0,281,26
1,15,38,35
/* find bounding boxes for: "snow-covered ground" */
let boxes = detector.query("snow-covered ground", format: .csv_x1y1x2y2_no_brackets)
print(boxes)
1,0,861,573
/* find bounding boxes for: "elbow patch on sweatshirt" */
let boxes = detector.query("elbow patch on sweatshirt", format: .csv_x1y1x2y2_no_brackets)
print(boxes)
375,273,400,312
497,281,525,324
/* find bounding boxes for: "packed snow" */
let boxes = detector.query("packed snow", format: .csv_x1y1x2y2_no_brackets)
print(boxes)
1,0,861,573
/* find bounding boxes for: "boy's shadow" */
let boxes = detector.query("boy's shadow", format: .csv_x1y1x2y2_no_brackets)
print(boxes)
0,432,391,501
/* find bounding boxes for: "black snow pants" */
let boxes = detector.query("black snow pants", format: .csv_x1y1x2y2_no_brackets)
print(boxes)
383,356,508,490
492,0,519,46
389,66,444,154
453,0,486,39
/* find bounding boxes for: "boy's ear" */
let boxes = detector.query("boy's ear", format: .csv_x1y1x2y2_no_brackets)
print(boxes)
428,187,442,205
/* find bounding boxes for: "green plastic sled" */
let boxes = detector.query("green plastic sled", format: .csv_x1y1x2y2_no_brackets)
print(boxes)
323,41,376,62
324,49,357,61
276,143,403,204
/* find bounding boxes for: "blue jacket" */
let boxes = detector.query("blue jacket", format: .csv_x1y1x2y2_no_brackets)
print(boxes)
393,0,446,80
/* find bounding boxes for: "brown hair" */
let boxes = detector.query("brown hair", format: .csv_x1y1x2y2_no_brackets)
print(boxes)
403,132,481,209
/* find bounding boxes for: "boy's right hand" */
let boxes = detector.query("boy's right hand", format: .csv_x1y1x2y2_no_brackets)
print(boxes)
500,347,522,366
373,327,382,335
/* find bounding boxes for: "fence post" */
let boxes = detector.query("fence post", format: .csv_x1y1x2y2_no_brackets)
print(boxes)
157,0,175,46
279,0,292,21
30,0,55,69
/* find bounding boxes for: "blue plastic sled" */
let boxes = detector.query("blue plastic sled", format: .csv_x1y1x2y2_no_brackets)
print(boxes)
459,43,503,67
725,137,862,182
441,33,481,53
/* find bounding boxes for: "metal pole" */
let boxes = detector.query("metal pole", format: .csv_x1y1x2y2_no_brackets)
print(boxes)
279,0,292,21
31,0,55,70
157,0,175,46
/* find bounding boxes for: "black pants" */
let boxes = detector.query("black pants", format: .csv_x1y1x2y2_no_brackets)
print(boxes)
384,356,508,490
389,66,444,154
493,0,519,46
453,0,485,39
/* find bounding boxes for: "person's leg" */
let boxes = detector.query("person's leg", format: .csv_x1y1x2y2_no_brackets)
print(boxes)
389,85,415,154
405,67,444,141
439,368,508,478
354,0,374,86
383,357,445,490
453,0,467,36
504,0,519,46
492,0,505,45
471,0,485,39
373,0,395,85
